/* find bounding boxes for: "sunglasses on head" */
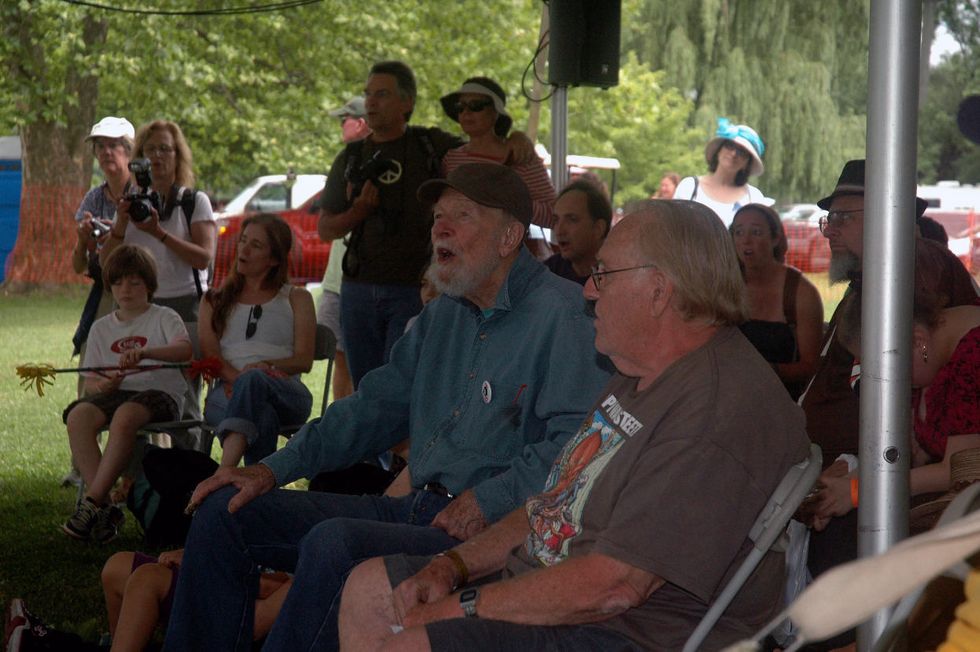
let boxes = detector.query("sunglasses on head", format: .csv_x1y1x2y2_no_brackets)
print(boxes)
455,99,494,114
245,305,263,339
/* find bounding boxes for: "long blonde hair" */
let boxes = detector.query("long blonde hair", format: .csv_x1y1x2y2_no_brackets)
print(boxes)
134,120,195,188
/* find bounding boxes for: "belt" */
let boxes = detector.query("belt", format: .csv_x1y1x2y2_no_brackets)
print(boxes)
422,482,456,499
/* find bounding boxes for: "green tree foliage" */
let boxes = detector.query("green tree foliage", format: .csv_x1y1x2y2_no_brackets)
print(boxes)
538,55,704,203
916,1,980,185
621,0,871,203
917,52,980,184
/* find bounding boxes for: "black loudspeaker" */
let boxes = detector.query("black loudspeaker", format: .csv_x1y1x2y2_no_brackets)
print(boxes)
548,0,621,88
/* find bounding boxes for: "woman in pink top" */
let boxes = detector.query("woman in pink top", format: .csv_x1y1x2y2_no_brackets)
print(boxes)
440,77,556,227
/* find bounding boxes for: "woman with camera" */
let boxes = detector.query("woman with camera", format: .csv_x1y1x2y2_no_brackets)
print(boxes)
100,120,216,322
72,118,136,354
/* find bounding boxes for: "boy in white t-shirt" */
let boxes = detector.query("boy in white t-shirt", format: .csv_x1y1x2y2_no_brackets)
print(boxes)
62,245,192,543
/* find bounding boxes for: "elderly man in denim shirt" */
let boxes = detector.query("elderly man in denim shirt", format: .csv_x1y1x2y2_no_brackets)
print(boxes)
164,163,610,651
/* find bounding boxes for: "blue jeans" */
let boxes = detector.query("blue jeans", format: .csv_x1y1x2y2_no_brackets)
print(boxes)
204,369,312,466
340,280,421,388
162,486,458,652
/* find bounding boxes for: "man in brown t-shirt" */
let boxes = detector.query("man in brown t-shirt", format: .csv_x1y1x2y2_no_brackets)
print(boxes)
337,201,810,651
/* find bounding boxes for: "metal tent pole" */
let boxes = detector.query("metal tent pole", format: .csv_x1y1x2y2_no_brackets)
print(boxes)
858,0,921,647
551,85,569,193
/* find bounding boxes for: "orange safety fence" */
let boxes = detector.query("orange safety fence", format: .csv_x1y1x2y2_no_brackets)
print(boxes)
5,184,89,287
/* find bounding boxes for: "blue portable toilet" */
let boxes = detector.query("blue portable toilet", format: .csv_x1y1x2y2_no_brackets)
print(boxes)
0,136,22,284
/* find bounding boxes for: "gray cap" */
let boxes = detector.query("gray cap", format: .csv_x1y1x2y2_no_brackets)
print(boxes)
418,163,532,228
328,96,366,118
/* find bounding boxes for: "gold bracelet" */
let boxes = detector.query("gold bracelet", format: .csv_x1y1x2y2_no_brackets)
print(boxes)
159,231,169,244
437,549,469,590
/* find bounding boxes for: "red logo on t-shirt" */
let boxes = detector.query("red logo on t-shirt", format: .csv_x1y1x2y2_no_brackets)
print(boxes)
111,336,148,353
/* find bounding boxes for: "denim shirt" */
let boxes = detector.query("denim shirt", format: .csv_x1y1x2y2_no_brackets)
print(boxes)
262,248,612,521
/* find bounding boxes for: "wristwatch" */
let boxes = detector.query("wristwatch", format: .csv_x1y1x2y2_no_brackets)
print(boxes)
459,588,479,618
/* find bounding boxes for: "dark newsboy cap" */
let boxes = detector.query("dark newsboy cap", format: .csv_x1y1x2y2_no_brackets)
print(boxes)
418,162,532,228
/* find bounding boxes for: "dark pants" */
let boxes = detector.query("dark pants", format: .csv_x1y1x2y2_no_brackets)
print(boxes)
339,279,421,388
162,486,458,652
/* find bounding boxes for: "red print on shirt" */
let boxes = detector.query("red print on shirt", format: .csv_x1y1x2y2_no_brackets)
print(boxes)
111,336,148,354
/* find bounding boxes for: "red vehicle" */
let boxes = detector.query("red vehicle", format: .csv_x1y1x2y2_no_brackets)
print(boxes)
212,191,331,287
781,204,831,273
923,209,980,275
779,205,980,276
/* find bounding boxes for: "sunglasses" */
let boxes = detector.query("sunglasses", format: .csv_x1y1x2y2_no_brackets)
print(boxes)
245,305,263,339
455,99,494,114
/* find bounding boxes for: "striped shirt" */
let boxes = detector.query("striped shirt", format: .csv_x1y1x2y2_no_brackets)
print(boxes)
443,147,556,228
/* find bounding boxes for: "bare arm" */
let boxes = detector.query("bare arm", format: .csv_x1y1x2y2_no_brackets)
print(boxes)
403,551,664,628
198,297,240,385
911,433,980,495
775,273,824,384
118,339,193,368
165,218,216,270
250,287,315,376
811,433,980,526
391,508,530,622
72,215,95,274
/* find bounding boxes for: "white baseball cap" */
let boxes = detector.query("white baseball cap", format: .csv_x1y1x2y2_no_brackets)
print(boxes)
85,116,135,141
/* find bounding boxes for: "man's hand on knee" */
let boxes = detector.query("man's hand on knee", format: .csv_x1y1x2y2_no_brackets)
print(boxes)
392,556,458,626
431,490,487,540
186,464,276,515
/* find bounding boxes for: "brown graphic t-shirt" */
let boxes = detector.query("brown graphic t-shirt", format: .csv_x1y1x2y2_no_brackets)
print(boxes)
508,327,810,650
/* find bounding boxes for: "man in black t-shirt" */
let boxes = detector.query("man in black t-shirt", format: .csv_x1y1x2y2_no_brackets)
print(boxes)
319,61,461,387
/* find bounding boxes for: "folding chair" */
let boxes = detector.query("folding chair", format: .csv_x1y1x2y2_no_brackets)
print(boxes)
870,482,980,652
277,323,336,439
683,443,823,652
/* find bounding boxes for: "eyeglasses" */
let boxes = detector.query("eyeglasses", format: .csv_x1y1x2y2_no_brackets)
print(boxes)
818,209,863,235
245,305,263,339
455,99,494,114
92,139,125,152
144,145,175,156
589,264,658,289
721,141,749,158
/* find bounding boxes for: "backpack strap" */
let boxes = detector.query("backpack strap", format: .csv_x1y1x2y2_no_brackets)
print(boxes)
177,187,205,298
690,176,699,200
410,126,441,178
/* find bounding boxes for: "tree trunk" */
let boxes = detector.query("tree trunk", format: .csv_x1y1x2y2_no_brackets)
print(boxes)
3,10,106,291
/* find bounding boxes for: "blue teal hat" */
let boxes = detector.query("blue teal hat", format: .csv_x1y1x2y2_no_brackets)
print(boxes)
704,118,765,176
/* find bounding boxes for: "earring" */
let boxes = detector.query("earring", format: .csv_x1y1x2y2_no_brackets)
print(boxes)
921,345,928,364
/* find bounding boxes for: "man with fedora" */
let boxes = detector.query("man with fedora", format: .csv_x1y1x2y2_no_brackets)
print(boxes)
338,201,810,651
803,159,976,473
163,163,611,651
801,160,977,649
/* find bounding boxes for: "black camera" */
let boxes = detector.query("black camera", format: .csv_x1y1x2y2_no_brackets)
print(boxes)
125,158,161,223
346,151,400,198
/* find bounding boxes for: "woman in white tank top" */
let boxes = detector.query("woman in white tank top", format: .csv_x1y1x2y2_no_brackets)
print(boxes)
199,214,316,467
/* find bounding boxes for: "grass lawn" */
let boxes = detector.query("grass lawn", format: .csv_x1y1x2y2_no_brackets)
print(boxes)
0,285,330,640
0,275,845,640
